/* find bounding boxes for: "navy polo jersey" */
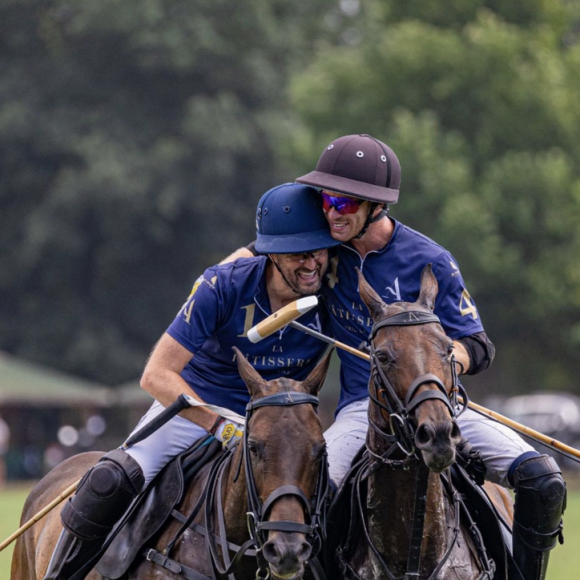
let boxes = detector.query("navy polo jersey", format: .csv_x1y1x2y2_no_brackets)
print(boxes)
321,219,485,414
167,257,330,416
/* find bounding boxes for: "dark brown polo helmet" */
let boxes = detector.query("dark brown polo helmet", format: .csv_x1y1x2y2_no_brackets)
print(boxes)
296,134,401,204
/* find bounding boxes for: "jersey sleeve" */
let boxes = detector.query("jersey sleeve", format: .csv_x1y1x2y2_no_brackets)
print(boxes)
431,252,485,339
166,267,227,354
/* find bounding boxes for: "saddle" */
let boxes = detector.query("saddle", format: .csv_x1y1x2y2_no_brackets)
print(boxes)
325,451,517,580
96,435,223,580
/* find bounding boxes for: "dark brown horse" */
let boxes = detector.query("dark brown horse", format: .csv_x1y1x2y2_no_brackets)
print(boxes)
327,265,513,580
12,347,330,580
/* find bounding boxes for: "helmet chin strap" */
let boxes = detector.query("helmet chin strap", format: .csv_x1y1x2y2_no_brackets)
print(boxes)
268,255,304,297
353,203,388,239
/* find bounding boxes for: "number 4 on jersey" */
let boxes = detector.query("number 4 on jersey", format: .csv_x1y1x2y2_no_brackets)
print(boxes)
459,290,478,320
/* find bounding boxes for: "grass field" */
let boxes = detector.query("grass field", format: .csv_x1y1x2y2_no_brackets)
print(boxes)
0,484,35,577
1,481,579,578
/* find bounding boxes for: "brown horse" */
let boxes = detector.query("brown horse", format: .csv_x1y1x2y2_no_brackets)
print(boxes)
12,347,330,580
327,265,513,580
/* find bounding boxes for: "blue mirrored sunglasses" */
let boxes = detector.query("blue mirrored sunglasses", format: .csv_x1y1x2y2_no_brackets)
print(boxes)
320,191,363,215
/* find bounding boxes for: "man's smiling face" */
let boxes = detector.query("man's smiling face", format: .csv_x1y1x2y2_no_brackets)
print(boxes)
273,250,329,295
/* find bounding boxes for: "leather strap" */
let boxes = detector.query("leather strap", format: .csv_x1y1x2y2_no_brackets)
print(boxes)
371,311,441,337
406,462,430,578
246,392,319,411
145,548,210,580
171,510,258,557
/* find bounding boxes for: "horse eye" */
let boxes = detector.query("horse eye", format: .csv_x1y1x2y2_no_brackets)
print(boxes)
312,441,326,460
375,351,390,364
248,440,260,455
447,343,454,357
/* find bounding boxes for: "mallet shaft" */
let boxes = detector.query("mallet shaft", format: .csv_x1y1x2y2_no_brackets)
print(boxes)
0,479,79,552
289,321,370,360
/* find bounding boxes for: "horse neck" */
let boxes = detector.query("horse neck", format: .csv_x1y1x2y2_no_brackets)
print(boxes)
366,426,450,570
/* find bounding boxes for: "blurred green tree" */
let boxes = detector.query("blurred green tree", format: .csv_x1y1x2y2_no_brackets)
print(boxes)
289,0,580,395
0,0,338,384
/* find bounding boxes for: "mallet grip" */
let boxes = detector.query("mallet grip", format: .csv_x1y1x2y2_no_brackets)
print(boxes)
248,296,318,343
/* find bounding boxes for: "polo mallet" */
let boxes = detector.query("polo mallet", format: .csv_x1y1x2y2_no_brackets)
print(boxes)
0,393,196,553
250,313,580,462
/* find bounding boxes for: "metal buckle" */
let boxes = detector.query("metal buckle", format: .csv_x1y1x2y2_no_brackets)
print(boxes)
246,511,259,539
256,567,271,579
389,413,415,456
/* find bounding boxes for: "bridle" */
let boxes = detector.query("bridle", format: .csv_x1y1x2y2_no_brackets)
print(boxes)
146,392,329,580
344,309,494,580
243,392,329,579
367,310,467,467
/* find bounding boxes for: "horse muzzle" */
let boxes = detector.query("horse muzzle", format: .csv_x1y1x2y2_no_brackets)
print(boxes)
262,531,312,580
414,418,462,472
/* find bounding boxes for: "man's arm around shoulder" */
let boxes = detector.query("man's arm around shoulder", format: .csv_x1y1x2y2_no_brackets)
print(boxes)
219,241,257,264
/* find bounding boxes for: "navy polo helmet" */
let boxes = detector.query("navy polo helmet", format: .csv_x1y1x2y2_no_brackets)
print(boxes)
255,183,340,254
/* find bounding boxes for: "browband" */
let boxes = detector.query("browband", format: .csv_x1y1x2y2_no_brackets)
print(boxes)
246,392,319,412
371,311,440,339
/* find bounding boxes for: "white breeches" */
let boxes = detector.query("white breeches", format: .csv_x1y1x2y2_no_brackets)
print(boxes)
324,398,535,488
123,400,207,487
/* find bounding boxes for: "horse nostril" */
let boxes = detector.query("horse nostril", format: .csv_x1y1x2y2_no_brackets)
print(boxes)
297,540,312,563
415,423,435,449
262,536,312,567
450,420,462,443
262,540,281,564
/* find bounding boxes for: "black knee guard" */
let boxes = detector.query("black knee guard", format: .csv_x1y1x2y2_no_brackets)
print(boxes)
61,449,144,541
511,453,566,580
512,453,566,550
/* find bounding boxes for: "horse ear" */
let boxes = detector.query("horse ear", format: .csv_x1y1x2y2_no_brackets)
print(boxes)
233,346,267,397
302,351,332,396
357,268,388,321
418,264,438,312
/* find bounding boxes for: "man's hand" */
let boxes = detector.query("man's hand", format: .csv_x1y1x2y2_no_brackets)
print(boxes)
214,419,245,448
452,340,471,375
